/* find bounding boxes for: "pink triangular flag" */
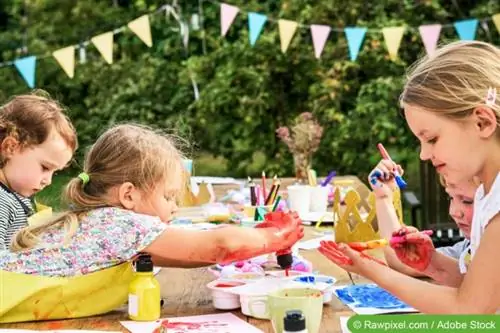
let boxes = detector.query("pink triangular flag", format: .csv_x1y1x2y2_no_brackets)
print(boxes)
220,3,239,37
419,24,441,56
310,25,331,59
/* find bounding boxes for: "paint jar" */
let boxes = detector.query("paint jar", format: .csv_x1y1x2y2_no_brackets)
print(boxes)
283,310,308,333
128,254,161,321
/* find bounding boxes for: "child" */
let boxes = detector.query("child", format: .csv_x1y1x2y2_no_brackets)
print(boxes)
0,92,77,249
369,159,475,286
0,124,303,322
319,40,500,313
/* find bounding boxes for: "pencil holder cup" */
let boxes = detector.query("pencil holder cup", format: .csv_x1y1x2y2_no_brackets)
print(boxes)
243,205,273,220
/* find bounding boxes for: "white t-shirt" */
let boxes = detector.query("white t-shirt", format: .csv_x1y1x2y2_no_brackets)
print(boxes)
465,172,500,272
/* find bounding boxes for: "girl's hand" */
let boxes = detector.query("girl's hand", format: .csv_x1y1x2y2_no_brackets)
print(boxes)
318,240,386,276
368,159,404,198
256,211,304,252
390,226,435,271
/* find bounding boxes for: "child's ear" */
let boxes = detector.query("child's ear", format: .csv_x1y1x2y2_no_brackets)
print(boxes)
0,136,20,158
118,182,142,210
473,106,497,138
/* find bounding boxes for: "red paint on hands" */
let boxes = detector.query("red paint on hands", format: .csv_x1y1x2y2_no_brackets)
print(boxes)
219,211,303,264
256,211,304,253
390,227,434,271
318,241,353,265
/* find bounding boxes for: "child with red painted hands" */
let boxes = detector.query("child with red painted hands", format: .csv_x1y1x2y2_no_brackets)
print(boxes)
0,124,304,277
369,159,474,287
320,41,500,314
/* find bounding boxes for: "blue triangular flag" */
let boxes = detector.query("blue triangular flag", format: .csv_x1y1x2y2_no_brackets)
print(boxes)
454,19,478,41
344,27,367,61
248,12,267,46
14,56,36,88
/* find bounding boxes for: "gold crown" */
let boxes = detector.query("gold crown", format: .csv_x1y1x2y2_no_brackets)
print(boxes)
316,186,403,243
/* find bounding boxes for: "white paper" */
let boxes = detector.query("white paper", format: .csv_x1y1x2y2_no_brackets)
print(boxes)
121,312,263,333
191,177,242,185
340,316,352,333
297,235,332,250
0,331,121,333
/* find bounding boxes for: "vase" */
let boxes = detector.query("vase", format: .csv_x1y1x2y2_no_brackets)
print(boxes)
293,153,311,183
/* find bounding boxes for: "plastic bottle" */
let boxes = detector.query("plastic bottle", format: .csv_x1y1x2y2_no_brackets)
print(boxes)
283,310,308,333
128,254,161,321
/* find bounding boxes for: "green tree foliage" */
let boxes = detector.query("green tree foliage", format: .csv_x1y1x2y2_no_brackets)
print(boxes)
0,0,498,179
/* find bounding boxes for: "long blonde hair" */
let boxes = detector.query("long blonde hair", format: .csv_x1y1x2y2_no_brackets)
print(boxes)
11,124,185,251
400,41,500,122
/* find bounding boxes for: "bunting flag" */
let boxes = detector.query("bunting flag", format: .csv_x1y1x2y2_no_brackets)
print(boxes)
1,1,500,90
248,12,267,46
454,19,478,41
220,3,239,37
418,24,441,56
310,25,331,59
493,14,500,33
14,56,36,88
344,27,367,61
382,26,405,60
278,19,298,53
52,46,75,78
91,32,114,64
127,15,152,47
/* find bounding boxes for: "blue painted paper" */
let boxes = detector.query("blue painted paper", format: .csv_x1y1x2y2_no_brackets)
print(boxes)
334,284,411,310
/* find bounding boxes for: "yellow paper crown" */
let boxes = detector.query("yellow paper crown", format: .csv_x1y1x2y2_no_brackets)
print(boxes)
316,186,403,243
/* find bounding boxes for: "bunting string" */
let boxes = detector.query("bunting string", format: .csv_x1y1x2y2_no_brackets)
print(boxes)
0,0,498,89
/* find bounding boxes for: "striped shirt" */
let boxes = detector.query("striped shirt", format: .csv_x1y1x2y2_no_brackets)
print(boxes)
0,184,33,250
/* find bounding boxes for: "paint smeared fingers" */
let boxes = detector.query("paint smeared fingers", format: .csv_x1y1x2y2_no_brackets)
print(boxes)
319,246,353,265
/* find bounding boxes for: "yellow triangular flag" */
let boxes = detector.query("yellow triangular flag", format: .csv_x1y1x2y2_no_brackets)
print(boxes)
493,14,500,33
127,15,152,47
91,32,114,64
52,46,75,78
382,26,406,60
278,19,298,53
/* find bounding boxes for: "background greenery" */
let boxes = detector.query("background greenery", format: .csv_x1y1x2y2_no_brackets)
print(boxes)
0,0,498,210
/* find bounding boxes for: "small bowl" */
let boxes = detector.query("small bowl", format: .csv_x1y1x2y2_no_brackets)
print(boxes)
224,272,265,282
206,280,246,310
266,270,307,278
292,274,336,304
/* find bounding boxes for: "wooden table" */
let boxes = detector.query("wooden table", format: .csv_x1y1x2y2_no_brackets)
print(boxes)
1,226,383,333
2,176,375,332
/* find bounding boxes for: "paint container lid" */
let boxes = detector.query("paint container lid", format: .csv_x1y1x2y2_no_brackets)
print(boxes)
135,254,153,272
284,310,306,332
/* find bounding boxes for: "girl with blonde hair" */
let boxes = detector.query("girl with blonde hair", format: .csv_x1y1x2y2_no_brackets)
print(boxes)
0,124,303,322
320,41,500,313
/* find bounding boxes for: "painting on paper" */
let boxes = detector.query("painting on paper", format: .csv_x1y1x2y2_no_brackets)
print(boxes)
333,284,418,315
121,312,263,333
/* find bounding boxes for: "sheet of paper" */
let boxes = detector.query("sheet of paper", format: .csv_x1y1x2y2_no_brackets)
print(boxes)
332,283,418,315
0,330,121,333
191,177,242,185
340,316,352,333
297,234,332,250
121,312,263,333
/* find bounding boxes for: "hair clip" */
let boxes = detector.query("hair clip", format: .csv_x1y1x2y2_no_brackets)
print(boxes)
486,87,497,107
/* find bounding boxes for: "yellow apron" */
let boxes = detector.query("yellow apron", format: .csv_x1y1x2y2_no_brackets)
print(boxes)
0,262,133,323
27,202,53,227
